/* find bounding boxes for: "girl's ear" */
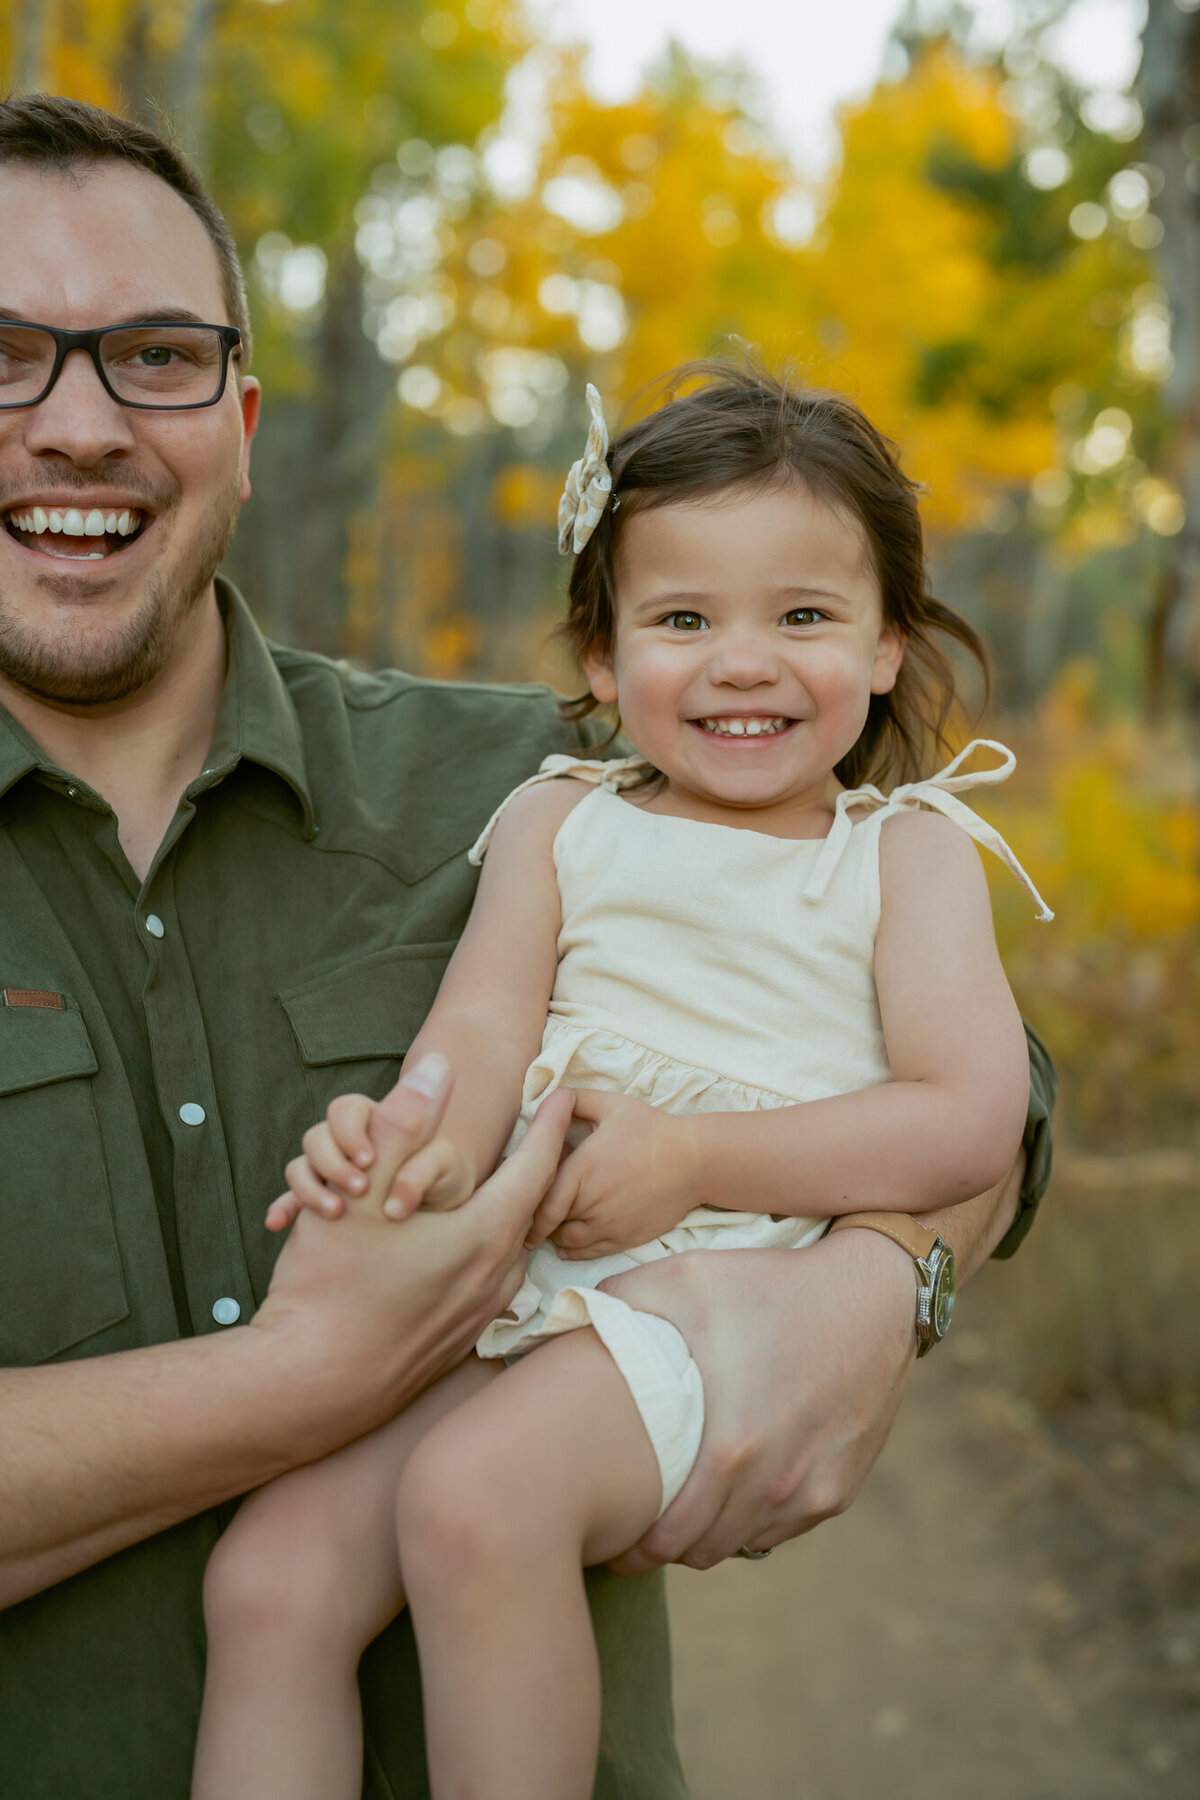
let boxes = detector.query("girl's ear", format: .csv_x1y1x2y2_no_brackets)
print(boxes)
870,624,907,696
581,646,619,706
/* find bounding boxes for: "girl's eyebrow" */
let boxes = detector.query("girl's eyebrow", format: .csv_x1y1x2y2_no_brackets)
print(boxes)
775,585,851,605
625,590,711,616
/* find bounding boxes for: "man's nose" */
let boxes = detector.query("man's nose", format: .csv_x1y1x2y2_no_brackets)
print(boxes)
21,348,137,465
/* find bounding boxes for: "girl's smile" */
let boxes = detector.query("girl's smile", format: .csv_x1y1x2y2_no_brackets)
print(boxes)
584,480,906,837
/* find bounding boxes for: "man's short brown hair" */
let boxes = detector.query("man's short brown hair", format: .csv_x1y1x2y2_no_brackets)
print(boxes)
0,92,251,359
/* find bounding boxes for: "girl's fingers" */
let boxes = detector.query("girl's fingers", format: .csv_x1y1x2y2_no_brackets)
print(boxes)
301,1120,368,1196
283,1154,347,1219
569,1088,616,1127
325,1092,378,1170
381,1138,463,1218
361,1060,454,1205
265,1192,300,1232
526,1165,578,1247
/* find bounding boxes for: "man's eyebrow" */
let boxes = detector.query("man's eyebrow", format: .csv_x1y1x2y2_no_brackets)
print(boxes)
0,307,217,327
114,308,215,327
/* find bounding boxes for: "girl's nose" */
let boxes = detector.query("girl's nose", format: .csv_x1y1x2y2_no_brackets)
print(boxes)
705,628,781,687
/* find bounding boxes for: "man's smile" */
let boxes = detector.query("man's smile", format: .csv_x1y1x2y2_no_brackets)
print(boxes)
4,497,151,561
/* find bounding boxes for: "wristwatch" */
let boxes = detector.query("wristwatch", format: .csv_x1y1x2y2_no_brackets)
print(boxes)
827,1213,957,1356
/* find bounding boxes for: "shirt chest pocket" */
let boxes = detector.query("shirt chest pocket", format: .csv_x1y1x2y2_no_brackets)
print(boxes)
0,999,129,1364
277,942,456,1119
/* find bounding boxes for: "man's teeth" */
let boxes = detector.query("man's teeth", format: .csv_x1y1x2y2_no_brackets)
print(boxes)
6,506,142,537
700,716,791,737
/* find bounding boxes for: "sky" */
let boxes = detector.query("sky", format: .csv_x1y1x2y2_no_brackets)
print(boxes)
534,0,1147,176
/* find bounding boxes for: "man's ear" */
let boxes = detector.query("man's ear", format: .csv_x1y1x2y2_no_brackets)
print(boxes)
238,377,262,506
581,645,619,706
870,623,907,696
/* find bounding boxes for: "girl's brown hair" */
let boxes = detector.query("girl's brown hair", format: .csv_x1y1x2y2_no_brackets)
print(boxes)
561,358,990,789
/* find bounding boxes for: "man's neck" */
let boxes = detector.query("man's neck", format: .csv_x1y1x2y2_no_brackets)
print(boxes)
0,589,228,883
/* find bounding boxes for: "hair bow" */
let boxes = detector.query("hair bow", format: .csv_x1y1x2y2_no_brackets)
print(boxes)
557,383,613,555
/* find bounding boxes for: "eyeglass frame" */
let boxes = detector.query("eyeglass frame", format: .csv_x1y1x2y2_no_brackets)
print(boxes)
0,319,243,412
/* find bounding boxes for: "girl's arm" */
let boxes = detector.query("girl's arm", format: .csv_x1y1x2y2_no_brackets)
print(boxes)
540,810,1031,1254
398,778,587,1191
273,780,586,1225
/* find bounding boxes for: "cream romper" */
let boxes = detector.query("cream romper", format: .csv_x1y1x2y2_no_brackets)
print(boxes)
473,742,1050,1513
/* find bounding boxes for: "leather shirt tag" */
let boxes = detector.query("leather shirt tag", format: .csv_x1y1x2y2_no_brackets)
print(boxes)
3,988,66,1010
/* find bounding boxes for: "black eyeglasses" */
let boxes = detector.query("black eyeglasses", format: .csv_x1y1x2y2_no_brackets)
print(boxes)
0,320,242,411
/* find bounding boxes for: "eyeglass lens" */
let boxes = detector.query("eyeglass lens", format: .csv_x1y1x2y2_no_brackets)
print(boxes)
0,324,227,407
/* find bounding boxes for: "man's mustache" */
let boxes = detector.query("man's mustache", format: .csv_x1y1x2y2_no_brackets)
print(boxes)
0,462,178,512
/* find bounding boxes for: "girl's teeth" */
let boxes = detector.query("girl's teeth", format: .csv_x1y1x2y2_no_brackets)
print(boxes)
702,717,788,737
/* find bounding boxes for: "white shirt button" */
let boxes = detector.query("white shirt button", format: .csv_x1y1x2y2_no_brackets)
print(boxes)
145,914,165,938
179,1102,206,1126
212,1297,241,1326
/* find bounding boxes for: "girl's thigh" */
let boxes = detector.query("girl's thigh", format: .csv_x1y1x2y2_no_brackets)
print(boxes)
212,1353,502,1625
406,1328,663,1569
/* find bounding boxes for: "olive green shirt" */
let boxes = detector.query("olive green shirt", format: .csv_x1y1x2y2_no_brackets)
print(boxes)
0,582,686,1800
0,581,1055,1796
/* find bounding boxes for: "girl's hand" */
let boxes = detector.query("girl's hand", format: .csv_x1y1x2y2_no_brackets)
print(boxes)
526,1091,698,1258
266,1061,474,1230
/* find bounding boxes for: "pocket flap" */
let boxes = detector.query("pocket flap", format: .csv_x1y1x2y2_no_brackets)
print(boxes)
278,942,456,1065
0,998,99,1097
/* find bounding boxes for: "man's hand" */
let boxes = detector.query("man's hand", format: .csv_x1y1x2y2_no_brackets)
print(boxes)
253,1080,574,1445
266,1055,476,1229
601,1158,1023,1573
528,1090,699,1258
601,1232,917,1572
0,1067,572,1609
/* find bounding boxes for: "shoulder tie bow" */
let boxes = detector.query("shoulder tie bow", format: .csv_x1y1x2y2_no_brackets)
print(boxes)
801,739,1053,920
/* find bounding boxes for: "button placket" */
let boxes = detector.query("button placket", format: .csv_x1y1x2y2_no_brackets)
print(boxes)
140,841,254,1335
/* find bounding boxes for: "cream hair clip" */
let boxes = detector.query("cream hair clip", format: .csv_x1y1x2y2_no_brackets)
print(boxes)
557,383,614,555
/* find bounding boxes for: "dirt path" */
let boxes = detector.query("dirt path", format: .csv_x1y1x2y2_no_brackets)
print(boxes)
667,1318,1198,1799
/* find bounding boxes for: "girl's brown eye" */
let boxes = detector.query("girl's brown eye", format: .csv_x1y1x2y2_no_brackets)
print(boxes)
782,608,822,627
666,612,706,631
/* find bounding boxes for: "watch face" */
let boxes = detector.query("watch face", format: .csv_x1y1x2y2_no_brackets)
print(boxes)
932,1252,957,1338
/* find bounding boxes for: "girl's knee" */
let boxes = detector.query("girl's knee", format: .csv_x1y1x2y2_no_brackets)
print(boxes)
202,1506,360,1656
397,1412,530,1573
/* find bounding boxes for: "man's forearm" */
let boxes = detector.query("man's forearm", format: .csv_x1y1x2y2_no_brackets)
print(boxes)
0,1086,568,1611
911,1152,1023,1281
0,1327,327,1607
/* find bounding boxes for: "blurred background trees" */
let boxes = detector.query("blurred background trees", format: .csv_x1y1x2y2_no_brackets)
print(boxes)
2,0,1198,1163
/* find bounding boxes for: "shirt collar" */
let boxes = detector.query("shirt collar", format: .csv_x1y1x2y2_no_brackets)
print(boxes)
0,577,315,831
206,578,314,832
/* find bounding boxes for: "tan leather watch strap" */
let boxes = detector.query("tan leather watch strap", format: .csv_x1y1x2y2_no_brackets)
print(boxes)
826,1211,941,1264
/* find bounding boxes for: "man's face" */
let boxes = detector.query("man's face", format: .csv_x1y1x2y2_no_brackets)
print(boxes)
0,161,259,708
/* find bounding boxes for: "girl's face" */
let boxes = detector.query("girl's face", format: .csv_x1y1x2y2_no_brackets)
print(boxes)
584,480,905,830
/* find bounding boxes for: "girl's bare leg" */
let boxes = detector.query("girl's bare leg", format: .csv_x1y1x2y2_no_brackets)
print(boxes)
396,1328,664,1800
192,1354,499,1800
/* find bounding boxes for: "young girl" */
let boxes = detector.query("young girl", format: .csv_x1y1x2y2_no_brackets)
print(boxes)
192,363,1050,1800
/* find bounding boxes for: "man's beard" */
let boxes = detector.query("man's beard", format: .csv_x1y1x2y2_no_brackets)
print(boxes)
0,483,241,707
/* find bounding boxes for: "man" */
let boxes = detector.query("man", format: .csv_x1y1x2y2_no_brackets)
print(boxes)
0,95,1054,1797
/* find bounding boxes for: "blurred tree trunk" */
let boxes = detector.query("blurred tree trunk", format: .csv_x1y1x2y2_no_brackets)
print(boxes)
1140,0,1200,716
16,0,47,91
226,251,391,656
118,2,161,129
173,0,219,173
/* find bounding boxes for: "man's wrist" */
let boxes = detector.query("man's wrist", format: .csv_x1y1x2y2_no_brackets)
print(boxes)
813,1225,920,1360
826,1213,957,1356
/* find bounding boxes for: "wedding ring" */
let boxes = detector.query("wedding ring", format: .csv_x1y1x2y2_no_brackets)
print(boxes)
737,1545,773,1560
